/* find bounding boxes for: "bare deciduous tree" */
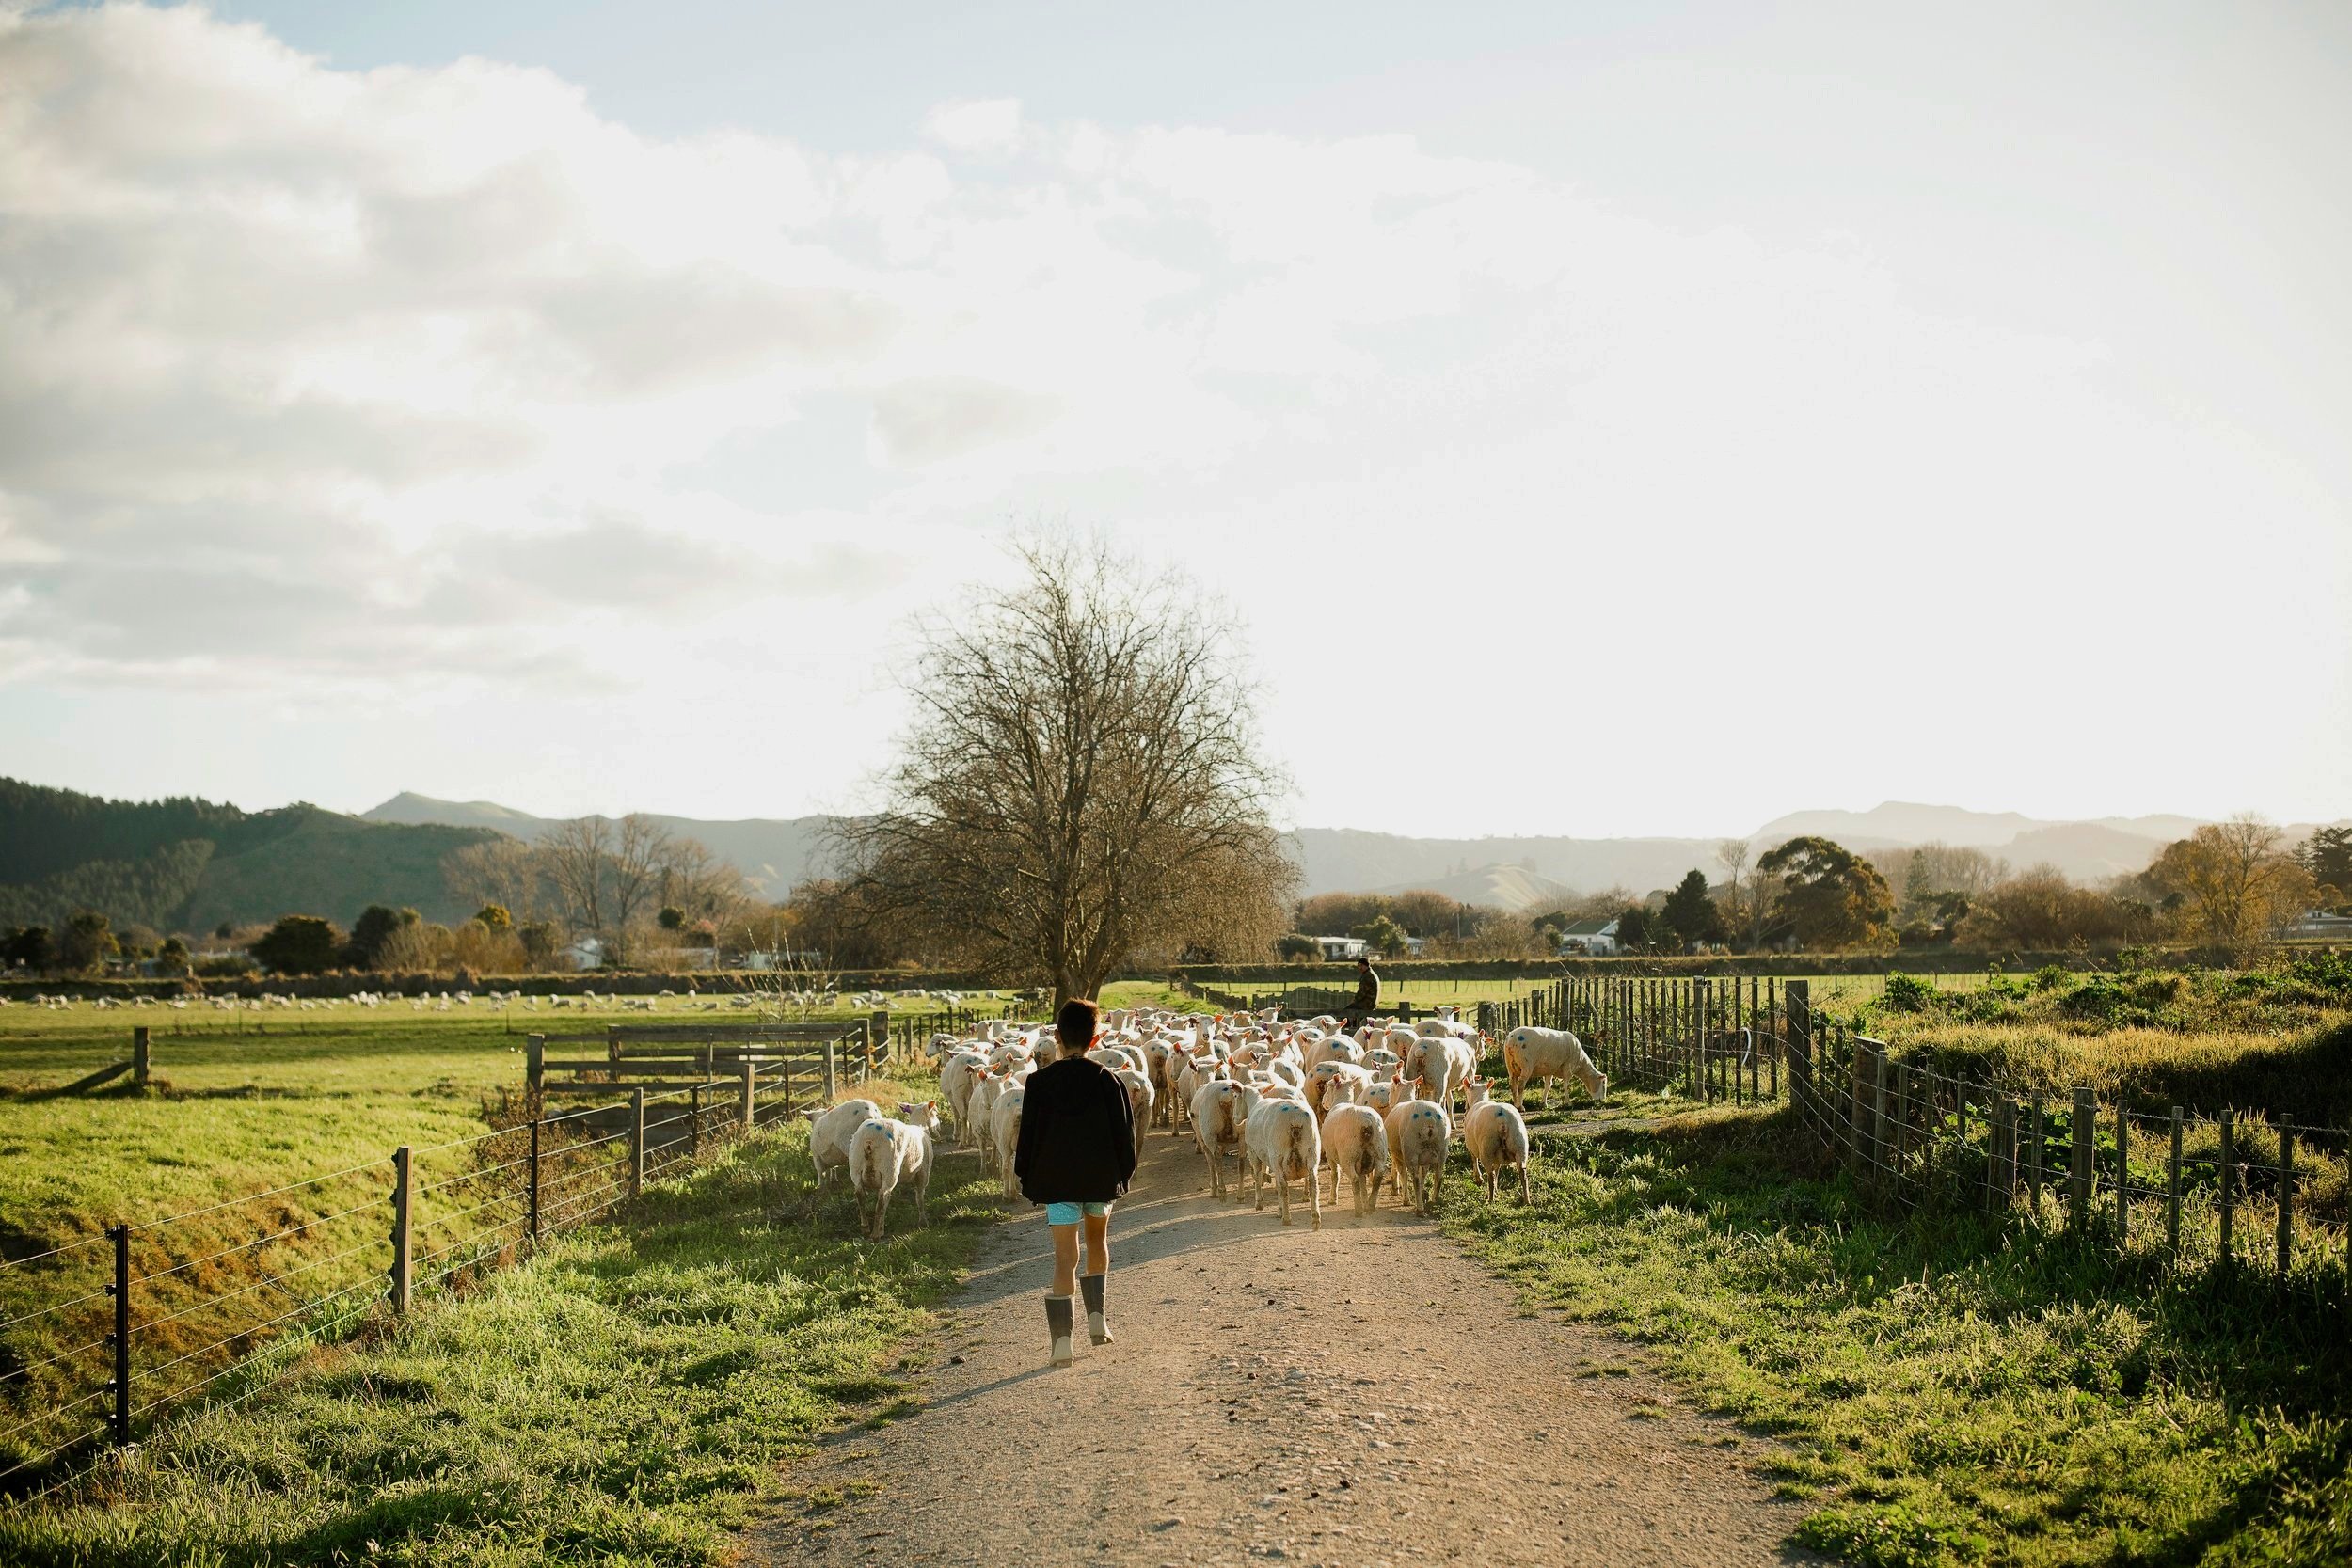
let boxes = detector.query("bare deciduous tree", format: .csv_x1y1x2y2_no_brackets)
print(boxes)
836,534,1296,1003
443,839,545,923
1713,838,1755,949
540,816,612,937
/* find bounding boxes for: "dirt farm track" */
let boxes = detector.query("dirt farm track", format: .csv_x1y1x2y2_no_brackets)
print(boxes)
757,1125,1820,1568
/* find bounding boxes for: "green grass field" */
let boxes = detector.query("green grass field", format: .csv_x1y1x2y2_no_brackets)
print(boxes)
1444,1106,2352,1568
0,1087,996,1567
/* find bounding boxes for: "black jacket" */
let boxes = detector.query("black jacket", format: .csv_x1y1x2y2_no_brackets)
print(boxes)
1348,965,1380,1011
1013,1054,1136,1205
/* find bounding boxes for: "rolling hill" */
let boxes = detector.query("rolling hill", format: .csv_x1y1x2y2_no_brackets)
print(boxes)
360,793,835,897
0,778,503,934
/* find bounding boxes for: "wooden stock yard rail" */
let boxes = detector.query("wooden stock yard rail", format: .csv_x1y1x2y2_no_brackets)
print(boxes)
0,1030,829,1504
1475,974,1793,1107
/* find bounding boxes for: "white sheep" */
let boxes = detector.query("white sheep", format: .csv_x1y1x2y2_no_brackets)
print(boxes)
847,1103,936,1240
1385,1097,1451,1215
1502,1025,1608,1110
805,1097,882,1187
1463,1099,1533,1202
1190,1078,1248,1196
1320,1102,1390,1217
967,1071,1007,1163
1112,1067,1154,1161
1240,1086,1322,1229
940,1051,991,1145
990,1085,1026,1199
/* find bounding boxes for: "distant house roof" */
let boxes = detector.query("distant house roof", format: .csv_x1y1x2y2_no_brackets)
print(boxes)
1559,918,1618,938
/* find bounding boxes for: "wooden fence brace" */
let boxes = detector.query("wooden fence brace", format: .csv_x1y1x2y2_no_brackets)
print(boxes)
2070,1088,2095,1232
822,1039,838,1102
740,1059,756,1129
389,1145,413,1314
2166,1108,2184,1253
108,1223,131,1446
132,1025,151,1088
2276,1125,2295,1279
2217,1111,2236,1263
2114,1107,2129,1245
629,1088,646,1201
527,1118,541,1243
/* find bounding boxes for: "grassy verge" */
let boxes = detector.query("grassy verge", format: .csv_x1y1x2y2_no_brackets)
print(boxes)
1443,1107,2351,1568
0,1088,994,1567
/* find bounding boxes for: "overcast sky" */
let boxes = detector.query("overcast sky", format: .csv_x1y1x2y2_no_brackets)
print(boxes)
2,1,2346,839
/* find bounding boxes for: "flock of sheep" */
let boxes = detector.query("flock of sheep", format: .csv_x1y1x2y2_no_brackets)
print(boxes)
809,1005,1610,1239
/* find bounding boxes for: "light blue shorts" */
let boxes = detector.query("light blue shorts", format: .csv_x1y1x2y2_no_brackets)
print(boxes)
1044,1201,1111,1226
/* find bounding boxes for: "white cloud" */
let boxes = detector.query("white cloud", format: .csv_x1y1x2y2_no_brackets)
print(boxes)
921,97,1025,155
0,5,2342,832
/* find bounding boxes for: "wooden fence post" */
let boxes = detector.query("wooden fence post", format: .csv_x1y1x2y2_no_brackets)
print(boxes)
689,1083,702,1158
1694,979,1710,1101
2115,1107,2130,1245
526,1033,544,1094
2217,1111,2234,1263
2276,1125,2295,1280
389,1145,413,1314
1871,1048,1892,1186
108,1223,131,1446
822,1039,838,1102
2070,1088,2095,1232
868,1010,888,1078
629,1088,646,1201
1991,1098,2013,1210
740,1059,756,1130
2026,1093,2043,1216
607,1023,622,1063
2166,1107,2184,1254
132,1026,151,1088
1786,980,1811,1117
527,1118,541,1243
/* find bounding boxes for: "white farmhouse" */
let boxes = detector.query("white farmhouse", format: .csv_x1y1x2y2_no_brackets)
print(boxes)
1555,917,1620,956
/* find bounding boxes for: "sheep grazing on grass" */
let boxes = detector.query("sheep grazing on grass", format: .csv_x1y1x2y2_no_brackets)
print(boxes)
806,1097,883,1188
1463,1099,1533,1203
1501,1025,1608,1110
1385,1096,1451,1215
1239,1085,1322,1229
848,1103,936,1241
1320,1101,1391,1217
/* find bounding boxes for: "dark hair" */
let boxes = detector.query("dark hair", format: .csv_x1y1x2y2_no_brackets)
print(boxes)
1055,997,1099,1054
1357,955,1372,966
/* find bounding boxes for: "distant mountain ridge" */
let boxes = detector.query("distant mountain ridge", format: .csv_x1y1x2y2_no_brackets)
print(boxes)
0,778,501,932
369,795,2305,912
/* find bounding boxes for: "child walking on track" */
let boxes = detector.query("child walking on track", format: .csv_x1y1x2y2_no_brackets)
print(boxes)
1012,997,1137,1367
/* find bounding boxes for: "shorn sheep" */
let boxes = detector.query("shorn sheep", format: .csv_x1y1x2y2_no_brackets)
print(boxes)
805,1097,882,1187
848,1102,937,1241
1385,1095,1451,1215
1462,1099,1533,1202
1320,1101,1390,1216
1240,1085,1323,1229
1501,1025,1607,1110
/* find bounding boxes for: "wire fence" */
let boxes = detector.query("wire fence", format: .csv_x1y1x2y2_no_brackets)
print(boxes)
1775,981,2352,1298
0,1050,837,1504
1476,974,1793,1107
